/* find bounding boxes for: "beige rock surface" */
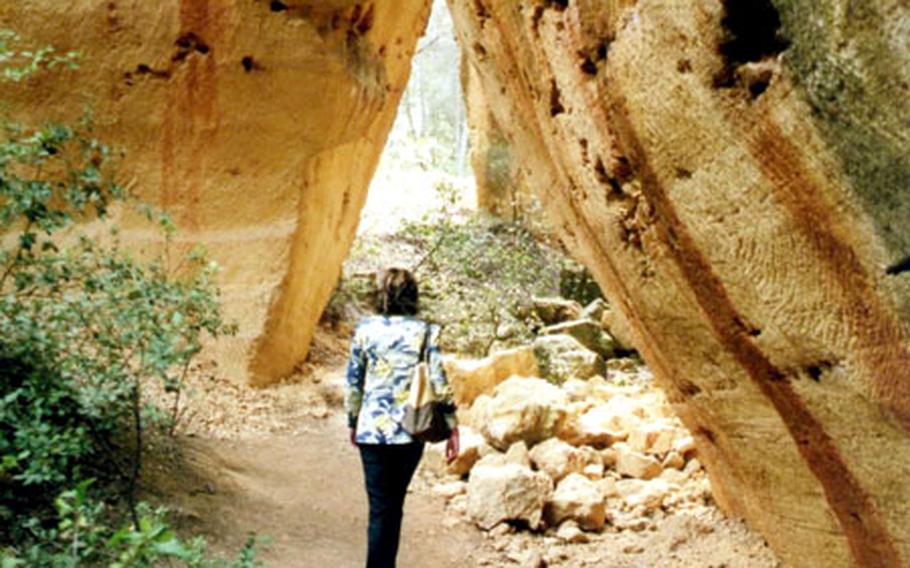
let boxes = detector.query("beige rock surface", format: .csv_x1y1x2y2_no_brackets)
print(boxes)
0,0,432,385
615,443,663,480
448,0,910,565
532,334,605,383
565,397,642,447
443,346,539,406
600,306,638,353
532,297,584,326
528,437,588,482
467,462,553,530
447,425,489,477
475,376,569,450
545,473,607,531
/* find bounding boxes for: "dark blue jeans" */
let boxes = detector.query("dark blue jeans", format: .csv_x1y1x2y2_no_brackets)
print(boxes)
358,442,424,568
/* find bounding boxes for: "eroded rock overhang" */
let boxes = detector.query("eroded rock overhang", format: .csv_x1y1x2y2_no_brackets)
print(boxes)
447,0,910,566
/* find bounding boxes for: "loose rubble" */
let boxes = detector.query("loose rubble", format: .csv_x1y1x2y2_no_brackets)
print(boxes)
419,298,781,566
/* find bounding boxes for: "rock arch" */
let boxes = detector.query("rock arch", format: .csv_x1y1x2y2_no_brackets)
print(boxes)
2,1,909,565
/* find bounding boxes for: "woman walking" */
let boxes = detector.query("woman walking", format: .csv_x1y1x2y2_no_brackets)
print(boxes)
345,267,459,568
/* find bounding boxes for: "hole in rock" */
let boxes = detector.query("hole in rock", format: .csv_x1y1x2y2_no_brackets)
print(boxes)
718,0,789,65
241,56,259,72
749,76,771,98
352,3,375,35
697,427,717,444
579,53,598,76
594,158,610,185
549,80,565,116
715,0,788,94
675,167,693,180
173,32,210,63
269,0,288,12
135,63,170,79
885,254,910,275
473,0,490,20
679,379,703,397
805,361,835,382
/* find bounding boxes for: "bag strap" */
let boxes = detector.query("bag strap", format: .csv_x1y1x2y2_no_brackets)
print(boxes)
418,322,431,363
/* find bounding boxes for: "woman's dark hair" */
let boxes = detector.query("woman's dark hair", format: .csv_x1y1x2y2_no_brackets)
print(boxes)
379,268,419,316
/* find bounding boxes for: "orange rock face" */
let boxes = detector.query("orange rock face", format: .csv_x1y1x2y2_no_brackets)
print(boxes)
448,0,910,566
0,0,432,384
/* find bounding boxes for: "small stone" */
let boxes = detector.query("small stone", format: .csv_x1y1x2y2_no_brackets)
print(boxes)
533,297,584,325
529,438,588,482
615,478,646,500
433,480,467,500
561,378,591,401
533,334,606,383
449,494,468,515
674,435,697,457
518,549,545,568
505,440,531,467
541,319,617,359
543,549,570,564
581,298,608,322
476,377,570,450
447,425,487,476
615,444,662,480
420,442,447,476
545,473,607,531
601,447,618,468
660,468,687,486
628,422,677,456
599,477,619,498
582,461,604,480
606,357,638,373
617,479,670,512
443,347,540,407
474,451,508,469
684,458,703,477
662,451,685,470
468,463,553,530
556,520,589,543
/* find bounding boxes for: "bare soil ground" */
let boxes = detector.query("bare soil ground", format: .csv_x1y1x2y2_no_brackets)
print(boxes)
142,334,782,568
144,417,481,567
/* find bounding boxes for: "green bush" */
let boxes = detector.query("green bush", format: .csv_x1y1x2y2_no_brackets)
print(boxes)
0,29,254,565
331,182,592,356
2,480,260,567
398,182,566,355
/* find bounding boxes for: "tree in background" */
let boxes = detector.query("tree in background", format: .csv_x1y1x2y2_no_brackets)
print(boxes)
388,0,469,175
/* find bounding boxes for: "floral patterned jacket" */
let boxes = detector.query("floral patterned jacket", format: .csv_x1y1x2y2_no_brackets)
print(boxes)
345,315,455,444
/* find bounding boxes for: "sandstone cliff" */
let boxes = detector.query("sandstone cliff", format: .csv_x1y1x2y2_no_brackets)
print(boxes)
448,0,910,566
0,0,431,385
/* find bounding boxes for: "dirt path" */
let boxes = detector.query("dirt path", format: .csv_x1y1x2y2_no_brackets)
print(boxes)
146,414,481,567
142,354,780,568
